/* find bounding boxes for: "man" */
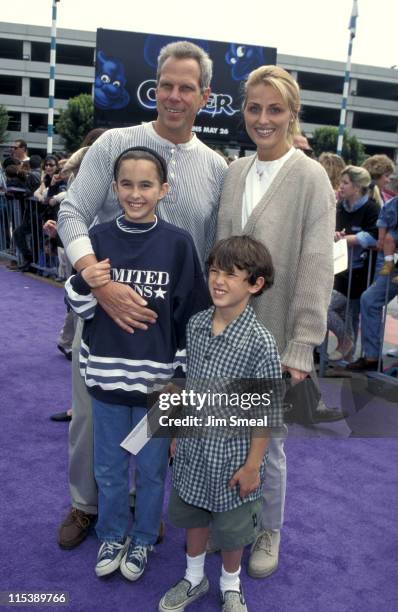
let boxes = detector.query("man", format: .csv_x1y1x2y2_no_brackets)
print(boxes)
57,41,227,549
11,139,29,162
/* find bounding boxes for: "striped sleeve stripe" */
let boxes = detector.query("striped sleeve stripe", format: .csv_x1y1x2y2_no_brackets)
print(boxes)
69,301,96,318
64,278,97,319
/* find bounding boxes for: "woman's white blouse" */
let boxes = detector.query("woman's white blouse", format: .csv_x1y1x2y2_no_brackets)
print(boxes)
242,146,295,228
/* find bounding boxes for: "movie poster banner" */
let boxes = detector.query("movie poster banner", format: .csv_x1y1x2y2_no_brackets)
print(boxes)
94,29,277,145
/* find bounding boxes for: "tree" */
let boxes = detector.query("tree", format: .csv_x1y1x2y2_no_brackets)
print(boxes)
0,105,9,143
311,126,366,165
55,94,94,153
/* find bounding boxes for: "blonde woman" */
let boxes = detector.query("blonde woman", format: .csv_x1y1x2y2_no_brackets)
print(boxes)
217,65,337,581
318,152,346,196
362,154,395,203
334,166,381,344
328,167,380,360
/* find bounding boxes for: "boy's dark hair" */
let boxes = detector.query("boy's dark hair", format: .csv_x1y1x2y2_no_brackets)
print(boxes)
113,147,167,183
207,235,274,296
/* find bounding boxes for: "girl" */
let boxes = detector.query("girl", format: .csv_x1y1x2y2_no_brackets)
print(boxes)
65,147,207,581
333,166,381,350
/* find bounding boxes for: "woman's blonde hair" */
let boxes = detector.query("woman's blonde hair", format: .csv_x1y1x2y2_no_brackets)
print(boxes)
319,152,346,190
341,165,382,205
243,65,301,143
361,154,395,179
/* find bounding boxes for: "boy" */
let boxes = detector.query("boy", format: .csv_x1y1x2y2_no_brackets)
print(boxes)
159,235,283,612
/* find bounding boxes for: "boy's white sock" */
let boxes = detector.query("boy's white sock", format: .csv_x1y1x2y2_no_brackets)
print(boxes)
220,565,241,595
385,255,394,261
184,552,206,588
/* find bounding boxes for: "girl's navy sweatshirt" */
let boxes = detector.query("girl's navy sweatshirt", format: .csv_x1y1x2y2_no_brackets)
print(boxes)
65,215,209,406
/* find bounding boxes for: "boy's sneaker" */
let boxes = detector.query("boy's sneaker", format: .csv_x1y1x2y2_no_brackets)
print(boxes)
221,584,248,612
120,542,152,582
159,576,209,611
95,538,129,577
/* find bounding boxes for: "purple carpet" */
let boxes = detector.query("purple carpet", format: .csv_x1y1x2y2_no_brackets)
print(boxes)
1,262,398,612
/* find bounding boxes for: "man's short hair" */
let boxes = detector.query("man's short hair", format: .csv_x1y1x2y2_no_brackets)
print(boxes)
156,40,213,92
15,139,27,151
207,235,274,296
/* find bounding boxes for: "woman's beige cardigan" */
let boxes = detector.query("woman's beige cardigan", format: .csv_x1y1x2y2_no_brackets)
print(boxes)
217,149,336,373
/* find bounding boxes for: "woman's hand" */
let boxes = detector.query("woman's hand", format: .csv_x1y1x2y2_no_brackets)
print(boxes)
82,258,111,289
282,365,308,385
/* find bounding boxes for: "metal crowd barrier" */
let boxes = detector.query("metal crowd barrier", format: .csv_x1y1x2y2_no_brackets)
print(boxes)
319,245,394,376
0,192,23,263
0,193,58,277
1,193,395,377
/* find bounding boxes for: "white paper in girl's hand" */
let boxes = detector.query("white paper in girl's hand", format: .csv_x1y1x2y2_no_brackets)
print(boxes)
121,414,151,455
333,239,348,275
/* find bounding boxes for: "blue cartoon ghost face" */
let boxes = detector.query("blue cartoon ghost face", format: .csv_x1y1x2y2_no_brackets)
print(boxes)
99,72,122,94
94,51,130,110
225,44,265,81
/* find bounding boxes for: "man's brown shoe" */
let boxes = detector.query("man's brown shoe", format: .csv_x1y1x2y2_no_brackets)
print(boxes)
58,507,96,549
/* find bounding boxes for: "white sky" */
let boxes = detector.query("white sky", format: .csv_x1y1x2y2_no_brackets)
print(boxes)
1,0,397,70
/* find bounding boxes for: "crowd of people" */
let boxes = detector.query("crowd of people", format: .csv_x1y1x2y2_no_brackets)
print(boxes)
1,40,398,612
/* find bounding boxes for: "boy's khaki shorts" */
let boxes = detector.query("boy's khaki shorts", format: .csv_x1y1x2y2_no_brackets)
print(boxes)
168,487,262,551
